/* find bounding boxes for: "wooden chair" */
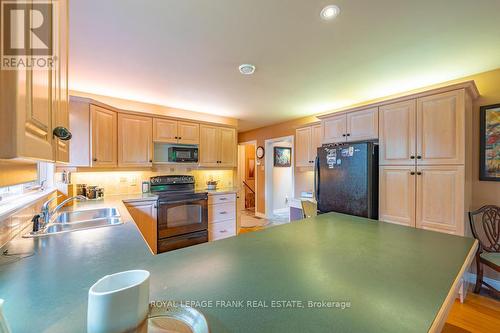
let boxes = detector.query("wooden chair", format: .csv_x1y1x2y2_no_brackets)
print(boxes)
468,205,500,296
301,200,317,219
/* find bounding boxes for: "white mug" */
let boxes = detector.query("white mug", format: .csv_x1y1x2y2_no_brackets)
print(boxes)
0,299,11,333
87,270,150,333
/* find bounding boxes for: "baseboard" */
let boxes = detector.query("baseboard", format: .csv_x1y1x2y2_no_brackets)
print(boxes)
273,208,289,215
464,272,500,291
255,212,266,219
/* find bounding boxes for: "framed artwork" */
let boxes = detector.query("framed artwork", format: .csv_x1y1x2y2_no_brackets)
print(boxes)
479,104,500,181
247,158,255,179
274,147,291,167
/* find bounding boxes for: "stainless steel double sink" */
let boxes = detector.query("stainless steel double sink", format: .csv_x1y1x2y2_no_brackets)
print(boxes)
24,207,123,238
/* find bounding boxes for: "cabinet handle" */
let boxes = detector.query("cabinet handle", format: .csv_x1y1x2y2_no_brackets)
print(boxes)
178,137,182,140
220,211,227,215
417,171,422,175
53,126,72,141
346,133,351,137
410,171,415,175
410,156,415,159
93,158,97,162
417,156,422,159
149,160,153,163
174,136,178,139
342,134,346,137
219,198,227,201
220,229,227,233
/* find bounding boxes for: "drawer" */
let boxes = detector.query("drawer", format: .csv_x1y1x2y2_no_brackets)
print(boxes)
208,202,236,223
209,220,236,241
208,193,236,205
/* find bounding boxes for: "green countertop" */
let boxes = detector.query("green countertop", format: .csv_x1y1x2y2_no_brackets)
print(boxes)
0,205,475,333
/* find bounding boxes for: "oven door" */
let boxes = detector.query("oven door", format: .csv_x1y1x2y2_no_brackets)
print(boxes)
157,194,208,238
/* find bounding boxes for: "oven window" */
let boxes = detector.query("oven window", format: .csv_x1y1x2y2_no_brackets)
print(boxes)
167,204,203,227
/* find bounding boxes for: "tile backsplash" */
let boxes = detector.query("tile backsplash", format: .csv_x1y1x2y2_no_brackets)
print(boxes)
67,168,234,195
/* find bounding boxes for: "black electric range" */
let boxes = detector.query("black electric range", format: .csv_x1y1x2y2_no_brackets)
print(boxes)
150,175,208,253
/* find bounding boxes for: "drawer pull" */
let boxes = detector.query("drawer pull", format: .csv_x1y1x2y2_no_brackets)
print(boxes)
220,211,227,215
219,198,228,201
220,229,227,233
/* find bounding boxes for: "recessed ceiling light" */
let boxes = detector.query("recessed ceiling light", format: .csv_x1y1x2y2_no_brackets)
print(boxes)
239,64,256,75
320,5,340,20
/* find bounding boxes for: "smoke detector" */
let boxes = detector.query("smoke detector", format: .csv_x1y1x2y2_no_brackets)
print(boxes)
239,64,256,75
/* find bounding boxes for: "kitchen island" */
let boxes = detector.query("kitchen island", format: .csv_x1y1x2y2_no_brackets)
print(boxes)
0,196,476,333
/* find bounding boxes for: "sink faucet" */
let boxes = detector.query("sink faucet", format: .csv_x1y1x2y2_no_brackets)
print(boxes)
37,195,87,231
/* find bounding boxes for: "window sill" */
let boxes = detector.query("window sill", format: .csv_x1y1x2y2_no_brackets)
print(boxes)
0,188,57,222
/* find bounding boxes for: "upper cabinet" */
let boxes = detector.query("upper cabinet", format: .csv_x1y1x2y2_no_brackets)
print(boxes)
69,97,236,169
379,90,465,166
296,124,322,167
118,114,152,167
91,106,118,167
416,90,465,165
199,125,237,167
322,108,378,144
0,0,69,162
379,100,416,165
153,119,199,145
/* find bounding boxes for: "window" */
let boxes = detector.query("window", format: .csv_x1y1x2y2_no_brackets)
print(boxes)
0,162,54,205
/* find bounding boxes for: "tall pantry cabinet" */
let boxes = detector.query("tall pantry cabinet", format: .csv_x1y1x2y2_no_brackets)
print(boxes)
378,86,476,236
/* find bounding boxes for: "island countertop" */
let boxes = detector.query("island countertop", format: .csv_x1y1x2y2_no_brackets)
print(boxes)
0,196,476,333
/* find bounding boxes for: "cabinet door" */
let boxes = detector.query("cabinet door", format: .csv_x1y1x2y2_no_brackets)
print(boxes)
379,100,416,165
91,105,117,167
322,114,346,143
346,107,379,142
118,114,153,167
416,165,464,235
199,125,219,166
311,124,322,162
295,127,312,167
53,0,69,163
125,201,157,254
153,118,178,143
219,127,237,167
178,122,199,144
379,166,416,227
416,90,464,165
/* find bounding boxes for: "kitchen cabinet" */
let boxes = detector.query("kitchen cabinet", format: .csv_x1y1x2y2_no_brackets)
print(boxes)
208,193,237,241
91,105,118,167
322,108,378,144
322,113,346,144
118,114,152,167
153,119,199,145
417,90,465,165
416,165,464,235
0,0,69,162
125,200,158,254
377,87,473,236
200,125,236,167
296,124,322,167
379,100,416,165
379,166,416,227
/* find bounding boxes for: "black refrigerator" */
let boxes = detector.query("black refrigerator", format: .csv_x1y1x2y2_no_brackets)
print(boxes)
315,142,378,219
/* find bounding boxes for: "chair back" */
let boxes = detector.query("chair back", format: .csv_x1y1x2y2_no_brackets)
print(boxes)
468,205,500,253
301,200,317,219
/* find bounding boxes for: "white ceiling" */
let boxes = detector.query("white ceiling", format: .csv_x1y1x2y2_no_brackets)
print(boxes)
69,0,500,131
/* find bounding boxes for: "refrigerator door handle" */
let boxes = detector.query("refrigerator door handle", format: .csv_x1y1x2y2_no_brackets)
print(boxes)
314,156,320,201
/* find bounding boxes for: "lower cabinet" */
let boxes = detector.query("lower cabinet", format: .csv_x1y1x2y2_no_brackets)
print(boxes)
208,193,237,241
124,200,158,254
379,166,416,227
416,165,464,235
379,165,465,235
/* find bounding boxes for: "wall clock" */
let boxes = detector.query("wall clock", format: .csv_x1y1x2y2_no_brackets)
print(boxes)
256,146,265,159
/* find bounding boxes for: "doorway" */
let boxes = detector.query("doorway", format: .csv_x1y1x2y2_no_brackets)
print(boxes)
237,141,264,229
264,135,294,222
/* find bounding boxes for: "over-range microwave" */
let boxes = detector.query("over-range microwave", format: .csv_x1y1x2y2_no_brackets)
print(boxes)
167,146,198,163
